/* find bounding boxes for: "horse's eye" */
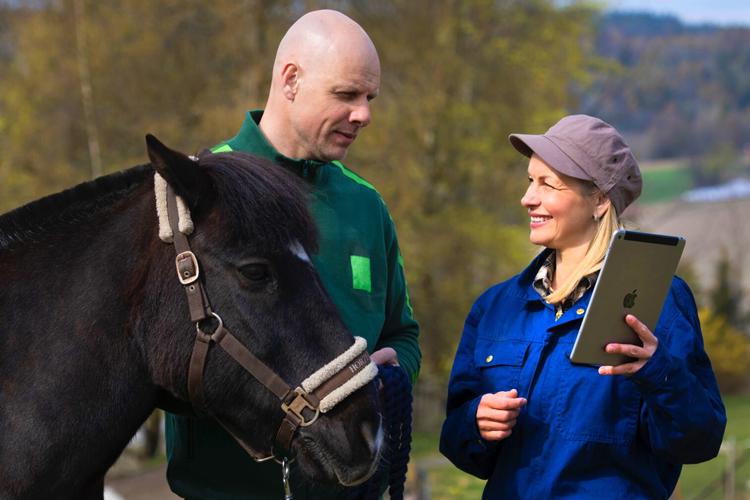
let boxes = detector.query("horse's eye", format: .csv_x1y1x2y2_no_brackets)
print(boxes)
239,263,271,282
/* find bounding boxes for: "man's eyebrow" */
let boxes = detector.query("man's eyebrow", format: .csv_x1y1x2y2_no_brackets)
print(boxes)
331,85,378,98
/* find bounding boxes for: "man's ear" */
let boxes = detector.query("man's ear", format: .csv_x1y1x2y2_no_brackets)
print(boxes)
145,134,211,210
281,62,300,101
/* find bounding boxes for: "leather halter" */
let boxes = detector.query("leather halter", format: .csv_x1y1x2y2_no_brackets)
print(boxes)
162,181,376,462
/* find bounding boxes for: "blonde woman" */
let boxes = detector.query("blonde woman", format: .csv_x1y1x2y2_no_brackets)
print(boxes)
440,115,725,498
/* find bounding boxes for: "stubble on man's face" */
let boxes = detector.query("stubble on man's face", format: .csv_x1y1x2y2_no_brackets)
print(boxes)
289,49,380,162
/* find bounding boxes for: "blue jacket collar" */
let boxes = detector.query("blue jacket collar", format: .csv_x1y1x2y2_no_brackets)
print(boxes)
510,248,595,328
513,248,553,301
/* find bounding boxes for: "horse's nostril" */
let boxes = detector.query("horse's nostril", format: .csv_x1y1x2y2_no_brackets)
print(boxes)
360,417,384,457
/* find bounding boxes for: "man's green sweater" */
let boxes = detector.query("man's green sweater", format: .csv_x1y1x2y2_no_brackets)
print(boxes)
165,110,420,499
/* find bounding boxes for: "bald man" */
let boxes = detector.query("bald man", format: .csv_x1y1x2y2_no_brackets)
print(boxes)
164,10,420,499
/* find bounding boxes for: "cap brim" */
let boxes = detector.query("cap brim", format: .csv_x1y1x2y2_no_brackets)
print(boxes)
508,133,591,182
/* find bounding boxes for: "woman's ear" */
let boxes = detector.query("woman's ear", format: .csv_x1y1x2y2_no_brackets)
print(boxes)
594,193,612,220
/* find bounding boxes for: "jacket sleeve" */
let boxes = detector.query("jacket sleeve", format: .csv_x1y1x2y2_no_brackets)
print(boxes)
375,204,421,383
630,277,727,464
439,294,501,479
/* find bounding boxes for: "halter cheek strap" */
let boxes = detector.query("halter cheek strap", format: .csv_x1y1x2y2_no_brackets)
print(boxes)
154,173,378,461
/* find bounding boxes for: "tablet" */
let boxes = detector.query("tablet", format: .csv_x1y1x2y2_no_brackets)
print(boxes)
568,230,685,366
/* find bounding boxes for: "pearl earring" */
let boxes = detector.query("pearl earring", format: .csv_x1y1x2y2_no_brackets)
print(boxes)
593,214,600,222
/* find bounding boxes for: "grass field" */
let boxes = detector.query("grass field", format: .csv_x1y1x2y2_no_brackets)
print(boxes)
409,394,750,499
639,159,694,204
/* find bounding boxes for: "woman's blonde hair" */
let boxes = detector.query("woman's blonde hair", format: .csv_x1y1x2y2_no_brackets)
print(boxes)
544,188,622,305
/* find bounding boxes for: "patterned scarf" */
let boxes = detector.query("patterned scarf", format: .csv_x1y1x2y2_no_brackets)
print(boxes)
533,251,597,320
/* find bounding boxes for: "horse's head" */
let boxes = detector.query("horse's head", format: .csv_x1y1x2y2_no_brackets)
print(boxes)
141,135,382,485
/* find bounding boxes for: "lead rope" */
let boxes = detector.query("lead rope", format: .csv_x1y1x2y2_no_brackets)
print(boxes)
382,365,413,500
345,364,413,500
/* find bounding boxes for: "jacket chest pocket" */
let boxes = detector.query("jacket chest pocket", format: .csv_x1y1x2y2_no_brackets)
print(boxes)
475,339,529,392
553,358,641,445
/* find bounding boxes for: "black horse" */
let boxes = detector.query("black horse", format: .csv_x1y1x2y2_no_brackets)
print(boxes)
0,137,381,499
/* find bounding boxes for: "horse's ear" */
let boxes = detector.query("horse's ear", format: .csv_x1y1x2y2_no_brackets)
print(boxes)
146,134,209,210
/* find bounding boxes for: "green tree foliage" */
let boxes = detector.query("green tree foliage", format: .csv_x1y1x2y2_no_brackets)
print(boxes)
708,250,747,330
0,0,597,377
699,308,750,394
700,253,750,393
688,142,744,188
347,0,597,375
0,0,293,212
585,12,750,160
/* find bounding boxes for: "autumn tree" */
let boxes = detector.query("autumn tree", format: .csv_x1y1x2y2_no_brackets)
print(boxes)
700,308,750,393
347,0,598,375
0,0,294,212
1,0,598,379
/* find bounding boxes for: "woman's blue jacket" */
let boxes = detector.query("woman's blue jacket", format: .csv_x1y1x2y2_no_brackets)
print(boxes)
440,249,726,499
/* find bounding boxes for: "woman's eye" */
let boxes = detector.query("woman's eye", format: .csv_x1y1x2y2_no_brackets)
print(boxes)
239,263,271,282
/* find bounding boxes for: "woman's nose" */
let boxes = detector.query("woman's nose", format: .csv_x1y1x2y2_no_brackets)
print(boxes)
521,185,537,207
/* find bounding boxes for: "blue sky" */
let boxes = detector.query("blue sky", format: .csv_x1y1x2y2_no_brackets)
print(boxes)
606,0,750,26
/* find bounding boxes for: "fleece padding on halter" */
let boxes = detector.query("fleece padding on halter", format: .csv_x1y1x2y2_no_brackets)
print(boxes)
154,173,194,242
301,336,378,413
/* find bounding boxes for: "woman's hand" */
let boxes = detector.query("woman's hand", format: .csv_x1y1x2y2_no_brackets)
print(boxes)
476,389,527,441
598,314,658,376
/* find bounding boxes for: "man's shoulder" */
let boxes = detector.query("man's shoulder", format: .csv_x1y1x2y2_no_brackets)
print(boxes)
324,161,389,214
210,143,233,153
326,160,379,194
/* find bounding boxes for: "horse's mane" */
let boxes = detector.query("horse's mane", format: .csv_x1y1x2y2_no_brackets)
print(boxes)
201,151,318,253
0,166,152,250
0,152,317,253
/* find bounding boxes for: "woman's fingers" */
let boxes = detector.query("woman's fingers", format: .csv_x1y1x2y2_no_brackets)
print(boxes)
480,390,527,410
477,414,519,431
599,314,659,377
625,314,658,346
477,390,527,441
477,408,521,424
480,429,513,441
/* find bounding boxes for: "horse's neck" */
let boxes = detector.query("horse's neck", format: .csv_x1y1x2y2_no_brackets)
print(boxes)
0,190,161,496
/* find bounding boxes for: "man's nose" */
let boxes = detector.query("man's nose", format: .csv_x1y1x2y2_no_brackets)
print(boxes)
350,101,371,127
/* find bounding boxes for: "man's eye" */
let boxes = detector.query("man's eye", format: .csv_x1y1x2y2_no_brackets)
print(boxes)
239,263,271,282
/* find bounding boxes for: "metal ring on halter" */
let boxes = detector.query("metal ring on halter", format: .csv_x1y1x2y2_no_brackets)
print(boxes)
196,312,223,335
281,387,321,427
300,408,321,427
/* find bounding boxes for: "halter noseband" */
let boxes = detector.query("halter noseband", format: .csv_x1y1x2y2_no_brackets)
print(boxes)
155,173,378,462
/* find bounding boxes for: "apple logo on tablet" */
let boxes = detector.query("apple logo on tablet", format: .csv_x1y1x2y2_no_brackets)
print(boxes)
623,289,638,308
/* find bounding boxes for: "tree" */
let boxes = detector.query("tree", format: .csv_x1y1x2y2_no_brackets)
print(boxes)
0,0,293,212
1,0,599,378
699,308,750,393
347,0,598,376
708,250,747,331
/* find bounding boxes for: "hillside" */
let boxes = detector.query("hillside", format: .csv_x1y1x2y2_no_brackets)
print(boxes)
582,12,750,160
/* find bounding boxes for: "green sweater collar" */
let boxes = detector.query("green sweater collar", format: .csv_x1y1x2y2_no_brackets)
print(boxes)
224,110,322,173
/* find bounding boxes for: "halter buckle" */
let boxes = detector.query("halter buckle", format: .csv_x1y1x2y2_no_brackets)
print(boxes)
281,388,320,427
176,251,200,285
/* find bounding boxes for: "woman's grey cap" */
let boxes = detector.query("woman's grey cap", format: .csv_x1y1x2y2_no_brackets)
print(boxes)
509,114,642,215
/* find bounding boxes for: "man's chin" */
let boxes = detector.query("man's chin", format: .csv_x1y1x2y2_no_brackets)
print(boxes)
320,147,349,162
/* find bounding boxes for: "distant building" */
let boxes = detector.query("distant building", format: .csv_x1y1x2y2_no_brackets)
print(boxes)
637,195,750,312
681,178,750,203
